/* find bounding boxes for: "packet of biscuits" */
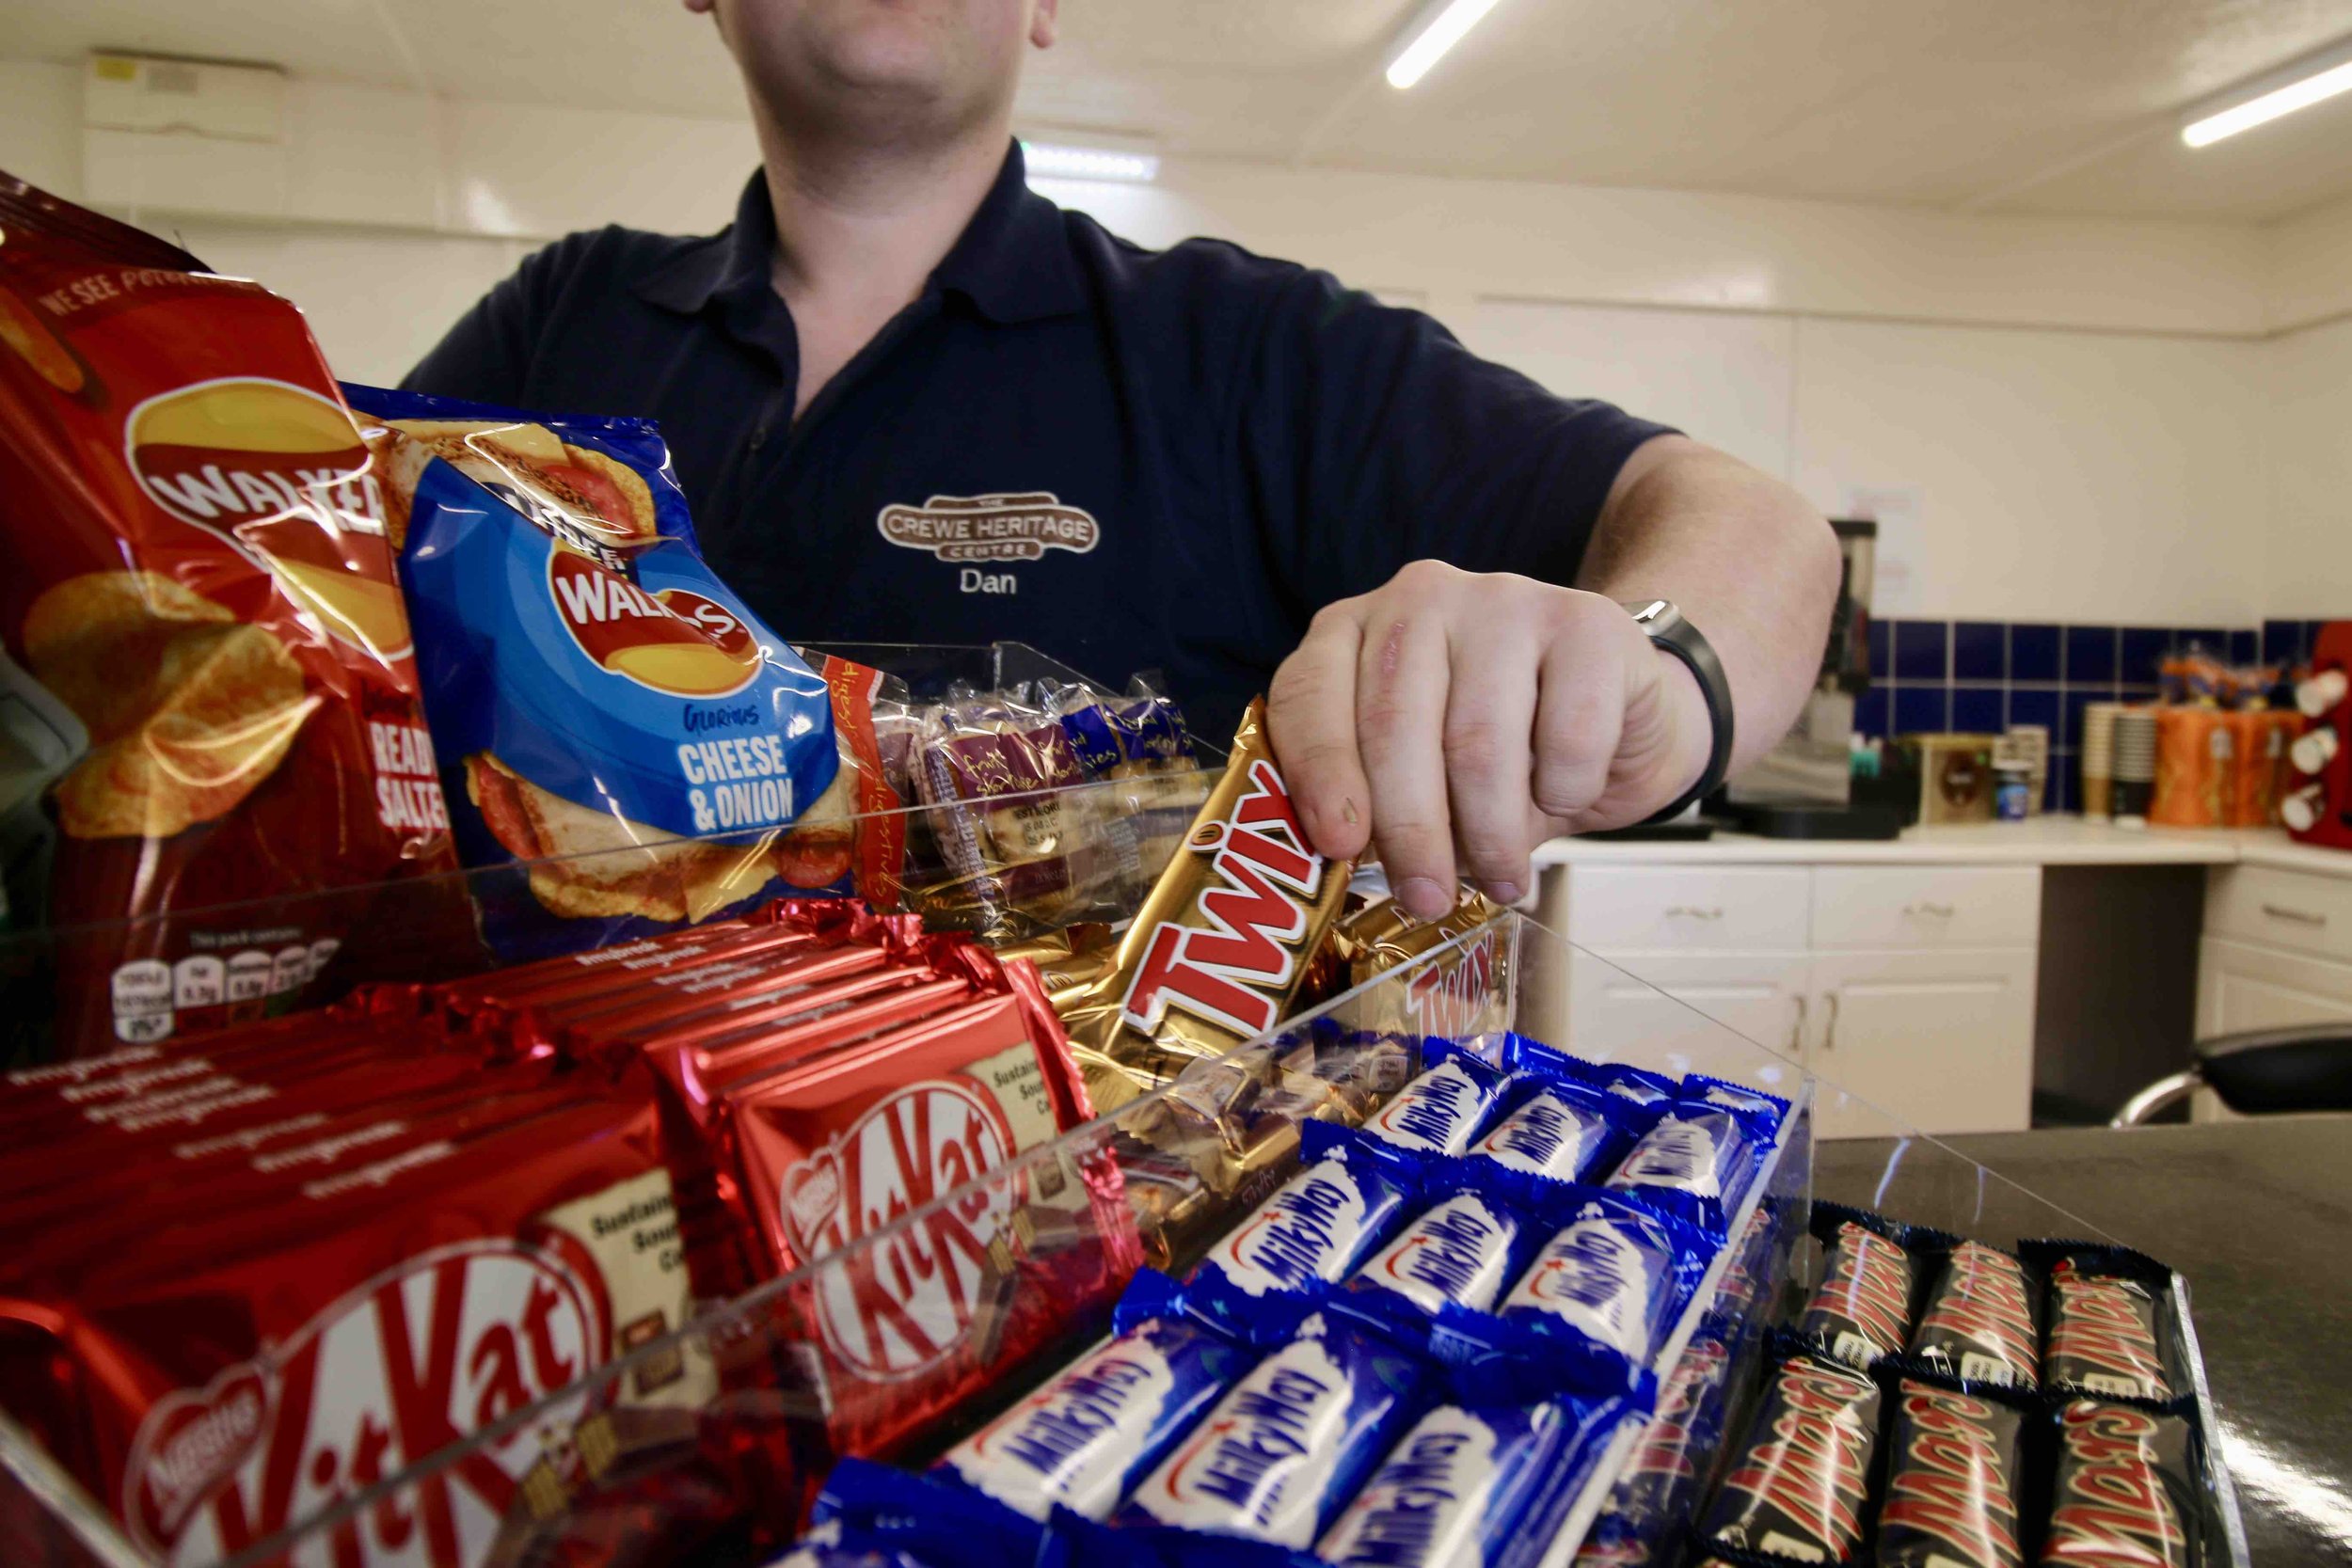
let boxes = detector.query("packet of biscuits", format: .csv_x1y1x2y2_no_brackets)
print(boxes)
343,384,903,963
0,173,456,1056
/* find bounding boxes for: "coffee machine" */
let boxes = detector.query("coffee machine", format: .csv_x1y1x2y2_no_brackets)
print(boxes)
1714,519,1905,838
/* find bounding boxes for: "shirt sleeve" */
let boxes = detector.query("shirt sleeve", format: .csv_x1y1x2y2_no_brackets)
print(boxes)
400,236,580,402
1232,264,1675,608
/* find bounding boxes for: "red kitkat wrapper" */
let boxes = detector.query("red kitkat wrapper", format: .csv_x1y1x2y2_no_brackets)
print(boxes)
545,944,901,1061
0,1043,497,1209
712,955,1127,1460
0,1073,732,1568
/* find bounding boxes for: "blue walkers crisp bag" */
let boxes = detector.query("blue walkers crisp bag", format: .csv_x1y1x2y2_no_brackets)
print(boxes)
346,385,887,959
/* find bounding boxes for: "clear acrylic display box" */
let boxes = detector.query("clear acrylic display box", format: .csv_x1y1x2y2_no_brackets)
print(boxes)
0,825,2249,1568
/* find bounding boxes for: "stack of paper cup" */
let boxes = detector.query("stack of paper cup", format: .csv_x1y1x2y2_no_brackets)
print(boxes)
2110,708,2158,824
2080,704,2122,818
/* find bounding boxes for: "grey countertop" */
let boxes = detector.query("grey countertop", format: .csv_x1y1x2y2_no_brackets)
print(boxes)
1819,1117,2352,1568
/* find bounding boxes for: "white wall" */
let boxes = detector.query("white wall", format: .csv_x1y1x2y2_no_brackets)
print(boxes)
2265,314,2352,617
3,58,2345,624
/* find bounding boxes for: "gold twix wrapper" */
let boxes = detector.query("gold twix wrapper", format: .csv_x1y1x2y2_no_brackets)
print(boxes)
1330,887,1518,1040
1061,697,1354,1109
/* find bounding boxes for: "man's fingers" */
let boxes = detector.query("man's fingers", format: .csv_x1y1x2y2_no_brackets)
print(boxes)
1534,609,1629,824
1444,617,1538,905
1357,606,1456,920
1267,606,1373,861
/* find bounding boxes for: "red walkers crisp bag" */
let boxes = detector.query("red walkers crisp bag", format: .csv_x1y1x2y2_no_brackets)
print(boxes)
0,173,456,1056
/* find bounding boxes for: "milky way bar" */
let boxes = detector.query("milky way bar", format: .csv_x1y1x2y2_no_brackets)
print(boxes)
1468,1078,1620,1182
1604,1100,1765,1235
1343,1186,1523,1318
1498,1191,1695,1367
1114,1310,1422,1546
1315,1402,1562,1568
937,1315,1249,1521
1359,1047,1507,1156
1188,1139,1410,1303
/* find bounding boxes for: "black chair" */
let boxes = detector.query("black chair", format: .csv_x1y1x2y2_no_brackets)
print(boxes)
2111,1025,2352,1125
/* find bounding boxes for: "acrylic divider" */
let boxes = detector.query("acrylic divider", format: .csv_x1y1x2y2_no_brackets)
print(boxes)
0,907,2249,1568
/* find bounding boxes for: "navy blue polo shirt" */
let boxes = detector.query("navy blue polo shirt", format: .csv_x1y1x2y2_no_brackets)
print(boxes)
403,142,1670,746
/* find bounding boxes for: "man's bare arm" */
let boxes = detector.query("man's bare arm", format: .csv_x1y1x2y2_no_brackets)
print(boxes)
1268,434,1838,919
1577,434,1842,785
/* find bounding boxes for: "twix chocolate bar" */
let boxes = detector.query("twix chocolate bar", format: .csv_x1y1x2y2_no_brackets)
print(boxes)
1058,698,1354,1111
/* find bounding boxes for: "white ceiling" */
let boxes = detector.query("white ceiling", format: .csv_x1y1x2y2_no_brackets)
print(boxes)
7,0,2352,222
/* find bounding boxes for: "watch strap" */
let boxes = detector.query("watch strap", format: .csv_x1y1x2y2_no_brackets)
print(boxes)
1624,599,1732,825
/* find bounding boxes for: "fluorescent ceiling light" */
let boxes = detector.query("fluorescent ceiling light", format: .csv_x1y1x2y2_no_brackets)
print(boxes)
1387,0,1505,90
2183,55,2352,147
1023,141,1159,183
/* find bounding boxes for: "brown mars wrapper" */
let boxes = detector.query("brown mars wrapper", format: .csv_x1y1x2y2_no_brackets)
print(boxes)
1059,698,1353,1112
1331,888,1517,1041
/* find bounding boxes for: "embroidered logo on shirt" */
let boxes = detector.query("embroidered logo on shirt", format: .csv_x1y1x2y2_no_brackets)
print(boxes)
876,493,1101,564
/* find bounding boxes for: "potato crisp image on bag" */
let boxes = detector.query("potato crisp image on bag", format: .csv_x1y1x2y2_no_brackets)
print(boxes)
344,384,898,963
0,172,455,1056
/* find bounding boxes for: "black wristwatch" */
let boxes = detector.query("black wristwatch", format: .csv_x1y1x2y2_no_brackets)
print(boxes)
1623,599,1733,824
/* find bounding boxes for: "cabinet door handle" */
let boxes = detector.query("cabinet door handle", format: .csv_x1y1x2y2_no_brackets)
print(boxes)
1789,992,1808,1056
1664,905,1726,920
2261,903,2328,927
1902,901,1957,919
1821,991,1840,1053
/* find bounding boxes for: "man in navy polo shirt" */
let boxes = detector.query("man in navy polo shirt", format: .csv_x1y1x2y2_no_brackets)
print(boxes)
406,0,1838,921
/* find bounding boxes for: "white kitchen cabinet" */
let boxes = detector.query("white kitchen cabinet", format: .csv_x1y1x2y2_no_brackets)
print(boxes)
2190,868,2352,1120
1807,948,2039,1139
1564,949,1812,1090
2195,935,2352,1036
2202,864,2352,964
1561,861,2041,1139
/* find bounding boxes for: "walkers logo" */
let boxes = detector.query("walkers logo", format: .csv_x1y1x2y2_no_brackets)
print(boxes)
126,376,409,663
546,548,761,698
877,493,1101,564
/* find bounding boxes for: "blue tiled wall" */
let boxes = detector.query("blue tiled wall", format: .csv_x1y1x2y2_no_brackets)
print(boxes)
1857,618,2330,814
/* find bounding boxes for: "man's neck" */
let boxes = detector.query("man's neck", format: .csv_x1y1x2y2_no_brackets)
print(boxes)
753,119,1009,417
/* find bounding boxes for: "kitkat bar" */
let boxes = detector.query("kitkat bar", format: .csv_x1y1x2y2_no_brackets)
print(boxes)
425,920,755,1016
668,942,1130,1465
543,943,903,1059
0,1011,450,1156
420,897,905,1029
0,1041,494,1206
0,1079,728,1567
453,924,825,1033
1057,697,1354,1111
1,1080,612,1293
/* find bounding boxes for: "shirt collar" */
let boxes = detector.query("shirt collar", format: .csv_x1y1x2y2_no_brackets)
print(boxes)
628,141,1083,326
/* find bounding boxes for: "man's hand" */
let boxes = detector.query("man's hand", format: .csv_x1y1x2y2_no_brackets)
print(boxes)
1267,562,1712,921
